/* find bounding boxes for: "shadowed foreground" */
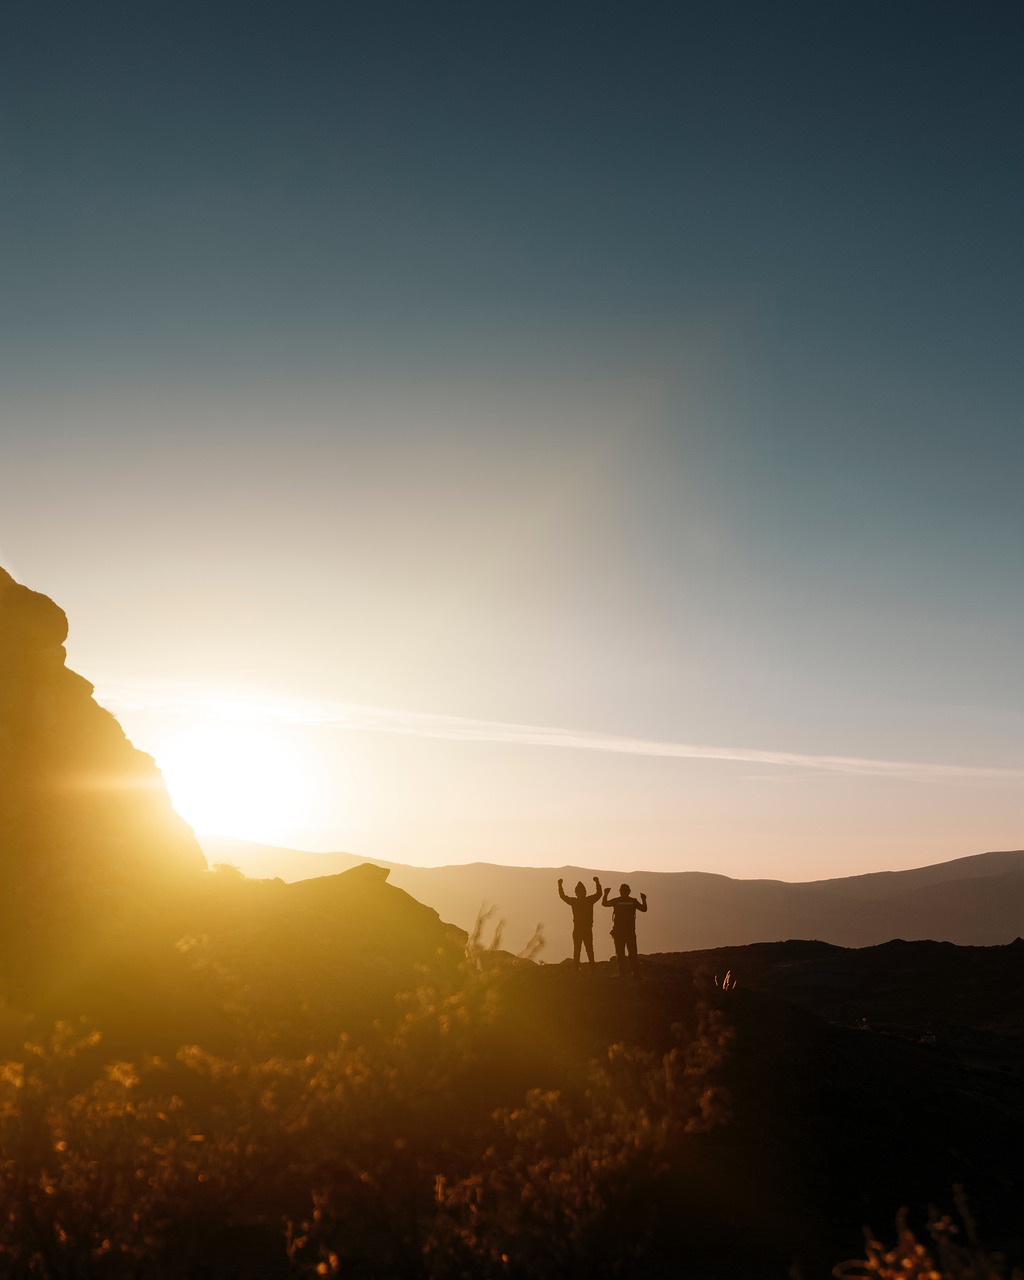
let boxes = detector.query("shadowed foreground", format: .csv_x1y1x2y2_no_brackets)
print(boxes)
0,884,1020,1279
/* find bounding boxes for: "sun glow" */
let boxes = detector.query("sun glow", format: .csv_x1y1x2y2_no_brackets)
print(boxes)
156,721,316,844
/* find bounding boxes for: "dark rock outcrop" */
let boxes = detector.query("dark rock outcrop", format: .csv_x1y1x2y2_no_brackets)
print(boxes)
0,566,206,900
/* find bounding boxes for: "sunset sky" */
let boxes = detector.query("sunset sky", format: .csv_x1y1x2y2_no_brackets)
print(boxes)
3,2,1021,878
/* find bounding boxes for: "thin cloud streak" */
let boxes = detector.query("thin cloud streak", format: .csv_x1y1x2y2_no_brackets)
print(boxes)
96,679,1022,785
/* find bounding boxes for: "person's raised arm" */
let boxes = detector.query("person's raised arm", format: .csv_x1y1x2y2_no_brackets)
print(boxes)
589,876,603,903
637,891,648,912
601,887,612,906
557,878,572,904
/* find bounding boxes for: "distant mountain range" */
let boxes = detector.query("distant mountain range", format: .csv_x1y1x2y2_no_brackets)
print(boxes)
203,838,1024,959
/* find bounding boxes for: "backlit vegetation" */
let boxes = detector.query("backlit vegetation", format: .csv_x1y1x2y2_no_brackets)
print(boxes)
833,1195,1021,1280
0,944,733,1280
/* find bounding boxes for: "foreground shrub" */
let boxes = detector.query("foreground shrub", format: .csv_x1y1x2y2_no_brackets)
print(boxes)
427,1007,732,1280
0,1022,194,1277
0,956,731,1280
834,1193,1022,1280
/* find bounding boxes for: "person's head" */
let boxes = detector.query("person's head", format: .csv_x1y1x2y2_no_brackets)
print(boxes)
620,883,630,897
574,880,586,897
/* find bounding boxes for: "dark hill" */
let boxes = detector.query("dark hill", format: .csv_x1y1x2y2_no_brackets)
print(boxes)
177,862,469,1052
675,935,1024,1035
0,861,469,1059
486,944,1023,1275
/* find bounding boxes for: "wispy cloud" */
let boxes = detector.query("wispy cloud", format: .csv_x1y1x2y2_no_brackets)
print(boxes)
96,678,1022,785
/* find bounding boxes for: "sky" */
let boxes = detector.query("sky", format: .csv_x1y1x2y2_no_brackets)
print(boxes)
2,1,1021,879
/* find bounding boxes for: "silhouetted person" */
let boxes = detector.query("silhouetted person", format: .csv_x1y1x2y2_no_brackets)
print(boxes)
558,876,603,972
602,882,647,978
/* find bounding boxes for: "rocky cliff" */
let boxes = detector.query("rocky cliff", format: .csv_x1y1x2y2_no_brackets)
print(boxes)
0,566,206,901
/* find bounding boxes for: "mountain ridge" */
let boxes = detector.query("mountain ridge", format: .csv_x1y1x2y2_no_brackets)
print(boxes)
204,837,1024,958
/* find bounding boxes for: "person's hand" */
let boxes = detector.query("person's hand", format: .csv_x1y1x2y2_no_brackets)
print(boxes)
558,878,563,886
593,877,601,887
641,892,647,902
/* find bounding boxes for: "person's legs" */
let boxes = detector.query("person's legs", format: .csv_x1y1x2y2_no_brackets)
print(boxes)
613,933,627,977
625,933,640,978
573,931,583,969
582,932,595,969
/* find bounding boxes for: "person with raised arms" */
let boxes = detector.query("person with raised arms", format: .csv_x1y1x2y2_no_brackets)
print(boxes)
601,882,648,979
557,875,603,973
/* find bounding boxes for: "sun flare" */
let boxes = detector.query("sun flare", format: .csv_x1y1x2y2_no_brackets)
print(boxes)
156,721,314,844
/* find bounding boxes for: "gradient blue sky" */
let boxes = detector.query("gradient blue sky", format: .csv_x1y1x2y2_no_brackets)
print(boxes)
2,1,1021,876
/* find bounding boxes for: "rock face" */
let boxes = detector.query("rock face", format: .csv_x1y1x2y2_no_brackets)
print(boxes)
0,566,206,899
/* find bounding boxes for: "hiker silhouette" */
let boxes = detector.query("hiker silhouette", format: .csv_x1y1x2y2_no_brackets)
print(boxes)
602,883,647,979
558,876,603,972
